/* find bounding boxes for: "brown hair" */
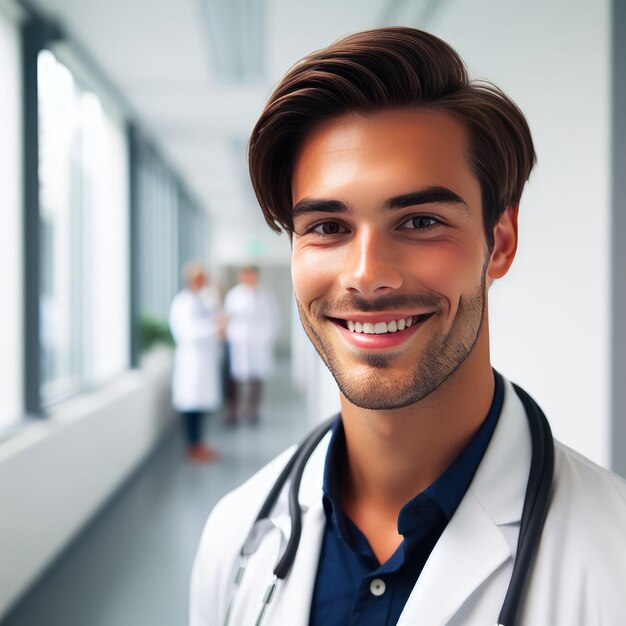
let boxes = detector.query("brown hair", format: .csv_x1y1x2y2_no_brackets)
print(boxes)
248,26,536,249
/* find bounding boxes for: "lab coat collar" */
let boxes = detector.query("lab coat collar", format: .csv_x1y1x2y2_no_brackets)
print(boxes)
470,377,532,526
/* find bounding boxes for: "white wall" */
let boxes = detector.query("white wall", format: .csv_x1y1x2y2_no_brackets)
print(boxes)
0,349,176,619
429,0,611,466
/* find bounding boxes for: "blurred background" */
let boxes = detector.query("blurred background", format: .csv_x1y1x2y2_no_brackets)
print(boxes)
0,0,625,624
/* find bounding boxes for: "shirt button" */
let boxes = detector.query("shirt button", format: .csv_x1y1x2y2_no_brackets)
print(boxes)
369,578,386,597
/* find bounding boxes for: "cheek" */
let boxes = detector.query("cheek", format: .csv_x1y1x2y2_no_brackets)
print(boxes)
291,245,339,307
408,243,477,294
406,242,485,326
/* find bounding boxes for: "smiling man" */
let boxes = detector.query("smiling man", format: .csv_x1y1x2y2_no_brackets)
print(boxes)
190,28,626,626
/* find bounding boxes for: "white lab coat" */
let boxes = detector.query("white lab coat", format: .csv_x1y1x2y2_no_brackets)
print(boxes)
224,284,279,382
190,378,626,625
169,287,223,412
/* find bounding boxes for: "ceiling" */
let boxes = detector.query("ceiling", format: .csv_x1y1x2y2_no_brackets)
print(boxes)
24,0,447,262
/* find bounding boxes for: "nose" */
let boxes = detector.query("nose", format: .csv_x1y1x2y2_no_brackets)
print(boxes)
339,227,403,296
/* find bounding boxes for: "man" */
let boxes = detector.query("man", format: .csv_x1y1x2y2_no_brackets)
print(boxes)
169,262,223,462
223,266,279,426
190,28,626,624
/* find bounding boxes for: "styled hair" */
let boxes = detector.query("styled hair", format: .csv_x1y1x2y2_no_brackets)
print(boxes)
248,26,536,249
182,260,206,286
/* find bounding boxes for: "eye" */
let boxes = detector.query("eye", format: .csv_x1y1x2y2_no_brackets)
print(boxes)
400,215,440,231
310,221,348,236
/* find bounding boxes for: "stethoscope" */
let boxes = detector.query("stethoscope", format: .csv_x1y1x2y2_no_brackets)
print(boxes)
224,383,554,626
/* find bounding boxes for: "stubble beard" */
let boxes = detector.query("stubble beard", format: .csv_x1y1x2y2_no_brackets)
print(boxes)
297,268,488,411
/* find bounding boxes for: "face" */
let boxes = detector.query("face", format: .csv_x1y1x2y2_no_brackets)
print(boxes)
239,269,258,287
291,108,515,410
189,270,206,291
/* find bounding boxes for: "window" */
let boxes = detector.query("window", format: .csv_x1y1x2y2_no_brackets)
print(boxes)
0,9,23,430
38,50,129,403
137,149,209,320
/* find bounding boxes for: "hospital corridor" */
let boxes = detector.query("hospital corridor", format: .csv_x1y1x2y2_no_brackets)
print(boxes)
2,363,309,626
1,0,626,625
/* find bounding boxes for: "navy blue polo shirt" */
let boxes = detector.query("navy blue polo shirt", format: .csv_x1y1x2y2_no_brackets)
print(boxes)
309,370,504,626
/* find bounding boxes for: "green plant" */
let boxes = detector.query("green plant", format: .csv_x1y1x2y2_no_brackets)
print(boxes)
140,315,174,351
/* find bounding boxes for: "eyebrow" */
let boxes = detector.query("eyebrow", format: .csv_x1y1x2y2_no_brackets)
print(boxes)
384,187,468,212
292,186,468,218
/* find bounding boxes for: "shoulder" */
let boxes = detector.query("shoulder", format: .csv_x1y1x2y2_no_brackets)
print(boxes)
523,443,626,620
208,445,297,531
169,290,190,314
553,441,626,509
192,448,297,569
224,284,245,304
171,289,188,305
548,442,626,569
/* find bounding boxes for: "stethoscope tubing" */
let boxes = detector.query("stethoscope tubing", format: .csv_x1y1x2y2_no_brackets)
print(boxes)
497,384,554,626
223,417,335,626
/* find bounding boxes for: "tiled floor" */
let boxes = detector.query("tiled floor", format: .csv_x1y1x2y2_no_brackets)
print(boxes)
3,362,309,626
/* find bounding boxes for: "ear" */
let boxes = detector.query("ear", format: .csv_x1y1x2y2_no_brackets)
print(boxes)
487,205,518,282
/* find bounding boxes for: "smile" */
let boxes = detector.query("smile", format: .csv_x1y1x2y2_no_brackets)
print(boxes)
329,313,435,348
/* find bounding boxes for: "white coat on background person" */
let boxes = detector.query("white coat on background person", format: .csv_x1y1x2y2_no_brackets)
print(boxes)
189,378,626,626
170,284,222,411
169,263,223,462
224,267,280,383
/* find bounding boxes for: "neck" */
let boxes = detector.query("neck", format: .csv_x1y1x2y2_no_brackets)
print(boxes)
339,330,495,523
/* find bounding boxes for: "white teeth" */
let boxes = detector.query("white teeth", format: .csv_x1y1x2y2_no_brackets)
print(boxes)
345,315,421,334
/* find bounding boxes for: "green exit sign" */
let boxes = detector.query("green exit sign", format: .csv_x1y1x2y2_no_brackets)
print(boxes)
247,238,267,257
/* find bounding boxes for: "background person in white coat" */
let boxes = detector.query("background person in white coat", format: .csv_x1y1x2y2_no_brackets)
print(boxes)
169,262,224,462
224,266,279,426
191,28,626,625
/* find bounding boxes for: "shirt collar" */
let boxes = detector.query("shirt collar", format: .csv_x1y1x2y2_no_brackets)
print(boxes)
322,369,505,538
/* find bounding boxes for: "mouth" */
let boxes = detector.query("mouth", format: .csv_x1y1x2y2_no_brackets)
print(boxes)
329,313,435,335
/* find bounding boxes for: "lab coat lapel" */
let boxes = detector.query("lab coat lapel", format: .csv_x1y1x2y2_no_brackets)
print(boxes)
267,431,331,626
398,379,532,625
269,499,326,626
398,489,511,625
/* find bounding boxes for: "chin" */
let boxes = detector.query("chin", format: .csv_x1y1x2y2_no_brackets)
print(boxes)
329,328,479,410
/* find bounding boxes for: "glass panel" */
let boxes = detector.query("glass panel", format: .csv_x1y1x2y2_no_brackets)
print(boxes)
0,11,23,430
38,50,130,403
38,50,81,401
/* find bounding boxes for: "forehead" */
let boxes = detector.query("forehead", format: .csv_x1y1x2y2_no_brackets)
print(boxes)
292,108,477,202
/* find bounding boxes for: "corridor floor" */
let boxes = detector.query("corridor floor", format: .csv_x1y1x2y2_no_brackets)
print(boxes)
3,364,311,626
